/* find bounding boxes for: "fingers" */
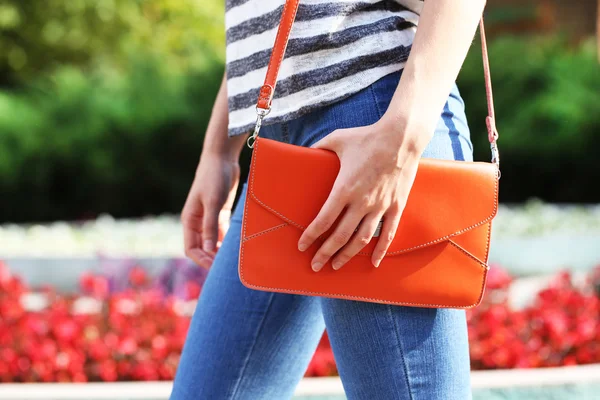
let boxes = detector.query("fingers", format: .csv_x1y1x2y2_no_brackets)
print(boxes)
299,189,404,271
309,207,364,272
182,216,214,269
201,201,219,254
331,212,383,270
217,209,231,250
371,206,402,268
298,190,346,253
187,247,215,269
181,197,217,269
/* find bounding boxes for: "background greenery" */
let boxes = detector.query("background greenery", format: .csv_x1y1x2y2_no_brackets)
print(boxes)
0,1,598,222
459,35,600,204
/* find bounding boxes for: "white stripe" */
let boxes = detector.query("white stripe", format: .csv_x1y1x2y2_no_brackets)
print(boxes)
225,0,281,30
225,0,393,30
227,28,414,98
301,0,382,4
226,9,418,63
393,0,423,14
228,63,406,131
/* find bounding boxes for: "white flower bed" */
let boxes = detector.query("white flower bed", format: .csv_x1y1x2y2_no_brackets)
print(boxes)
1,201,599,258
492,200,600,237
0,215,184,257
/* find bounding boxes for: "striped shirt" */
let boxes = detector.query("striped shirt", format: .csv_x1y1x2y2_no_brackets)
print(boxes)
225,0,424,136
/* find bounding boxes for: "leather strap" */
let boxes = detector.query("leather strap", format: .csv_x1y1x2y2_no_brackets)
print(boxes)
255,0,499,146
479,19,499,144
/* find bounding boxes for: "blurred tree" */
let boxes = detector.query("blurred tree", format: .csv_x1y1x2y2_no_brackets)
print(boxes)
0,0,225,87
459,36,600,203
486,0,598,43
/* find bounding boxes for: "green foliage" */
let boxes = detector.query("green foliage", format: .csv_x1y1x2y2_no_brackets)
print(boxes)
458,36,600,203
0,56,224,222
0,0,224,86
0,0,227,222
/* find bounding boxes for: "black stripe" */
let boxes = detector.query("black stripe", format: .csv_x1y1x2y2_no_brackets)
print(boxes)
228,44,411,113
228,68,404,136
226,1,410,45
226,0,253,12
227,16,413,79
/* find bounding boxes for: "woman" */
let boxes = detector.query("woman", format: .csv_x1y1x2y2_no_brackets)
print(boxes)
172,0,485,398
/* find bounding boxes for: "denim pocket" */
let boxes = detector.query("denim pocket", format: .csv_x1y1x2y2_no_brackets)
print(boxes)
368,71,402,119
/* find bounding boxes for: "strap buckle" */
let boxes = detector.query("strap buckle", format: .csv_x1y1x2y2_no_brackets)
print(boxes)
247,106,271,149
491,141,500,167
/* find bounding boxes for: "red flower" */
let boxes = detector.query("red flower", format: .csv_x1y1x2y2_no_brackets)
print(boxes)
117,336,138,356
89,339,110,361
184,281,202,300
151,335,169,360
92,276,110,299
486,266,513,290
99,360,118,382
2,259,600,382
53,319,80,343
129,266,148,288
79,272,95,295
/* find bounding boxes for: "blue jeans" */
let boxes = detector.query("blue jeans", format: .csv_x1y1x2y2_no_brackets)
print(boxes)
171,71,473,400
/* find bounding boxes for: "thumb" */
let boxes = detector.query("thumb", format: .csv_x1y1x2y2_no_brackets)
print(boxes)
311,130,341,150
202,204,219,254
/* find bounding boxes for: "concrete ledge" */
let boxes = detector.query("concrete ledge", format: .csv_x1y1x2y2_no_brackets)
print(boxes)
1,364,600,399
470,363,600,388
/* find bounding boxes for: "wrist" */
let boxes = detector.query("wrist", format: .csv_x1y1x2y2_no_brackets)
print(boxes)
201,148,239,163
196,149,240,181
378,111,433,157
202,132,247,162
202,145,241,162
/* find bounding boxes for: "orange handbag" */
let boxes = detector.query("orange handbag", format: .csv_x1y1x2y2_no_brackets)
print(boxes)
239,0,501,309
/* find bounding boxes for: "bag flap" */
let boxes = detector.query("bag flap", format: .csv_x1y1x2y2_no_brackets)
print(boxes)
249,138,499,256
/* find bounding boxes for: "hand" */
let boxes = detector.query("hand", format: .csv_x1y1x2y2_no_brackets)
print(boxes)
181,153,240,269
297,117,430,271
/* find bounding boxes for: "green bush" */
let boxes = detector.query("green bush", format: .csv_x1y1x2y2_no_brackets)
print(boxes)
0,0,230,222
0,0,225,86
458,35,600,203
0,56,224,222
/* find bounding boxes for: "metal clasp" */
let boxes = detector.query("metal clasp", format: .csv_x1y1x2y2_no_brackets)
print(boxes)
490,141,501,179
247,106,271,149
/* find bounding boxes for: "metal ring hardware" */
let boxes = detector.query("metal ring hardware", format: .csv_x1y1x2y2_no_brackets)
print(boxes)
247,107,271,149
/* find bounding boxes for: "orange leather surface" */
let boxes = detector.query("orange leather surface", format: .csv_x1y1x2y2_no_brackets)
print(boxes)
239,138,499,309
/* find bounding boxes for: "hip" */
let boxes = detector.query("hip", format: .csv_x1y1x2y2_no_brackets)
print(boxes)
259,70,473,162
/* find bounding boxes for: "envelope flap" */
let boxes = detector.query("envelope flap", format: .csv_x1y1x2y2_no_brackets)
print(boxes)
249,138,499,255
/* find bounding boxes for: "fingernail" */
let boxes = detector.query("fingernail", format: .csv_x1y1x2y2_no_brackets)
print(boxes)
312,261,323,272
298,242,308,252
373,259,381,268
332,260,344,270
203,240,214,252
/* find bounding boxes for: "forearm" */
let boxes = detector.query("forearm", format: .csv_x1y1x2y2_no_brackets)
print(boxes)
384,0,486,151
201,72,247,162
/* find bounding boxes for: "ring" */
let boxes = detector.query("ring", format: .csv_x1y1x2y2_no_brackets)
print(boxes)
372,220,384,238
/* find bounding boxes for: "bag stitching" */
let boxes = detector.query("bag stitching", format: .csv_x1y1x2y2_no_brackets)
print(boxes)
484,218,492,263
448,239,489,266
248,138,499,257
242,223,288,242
239,254,488,309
